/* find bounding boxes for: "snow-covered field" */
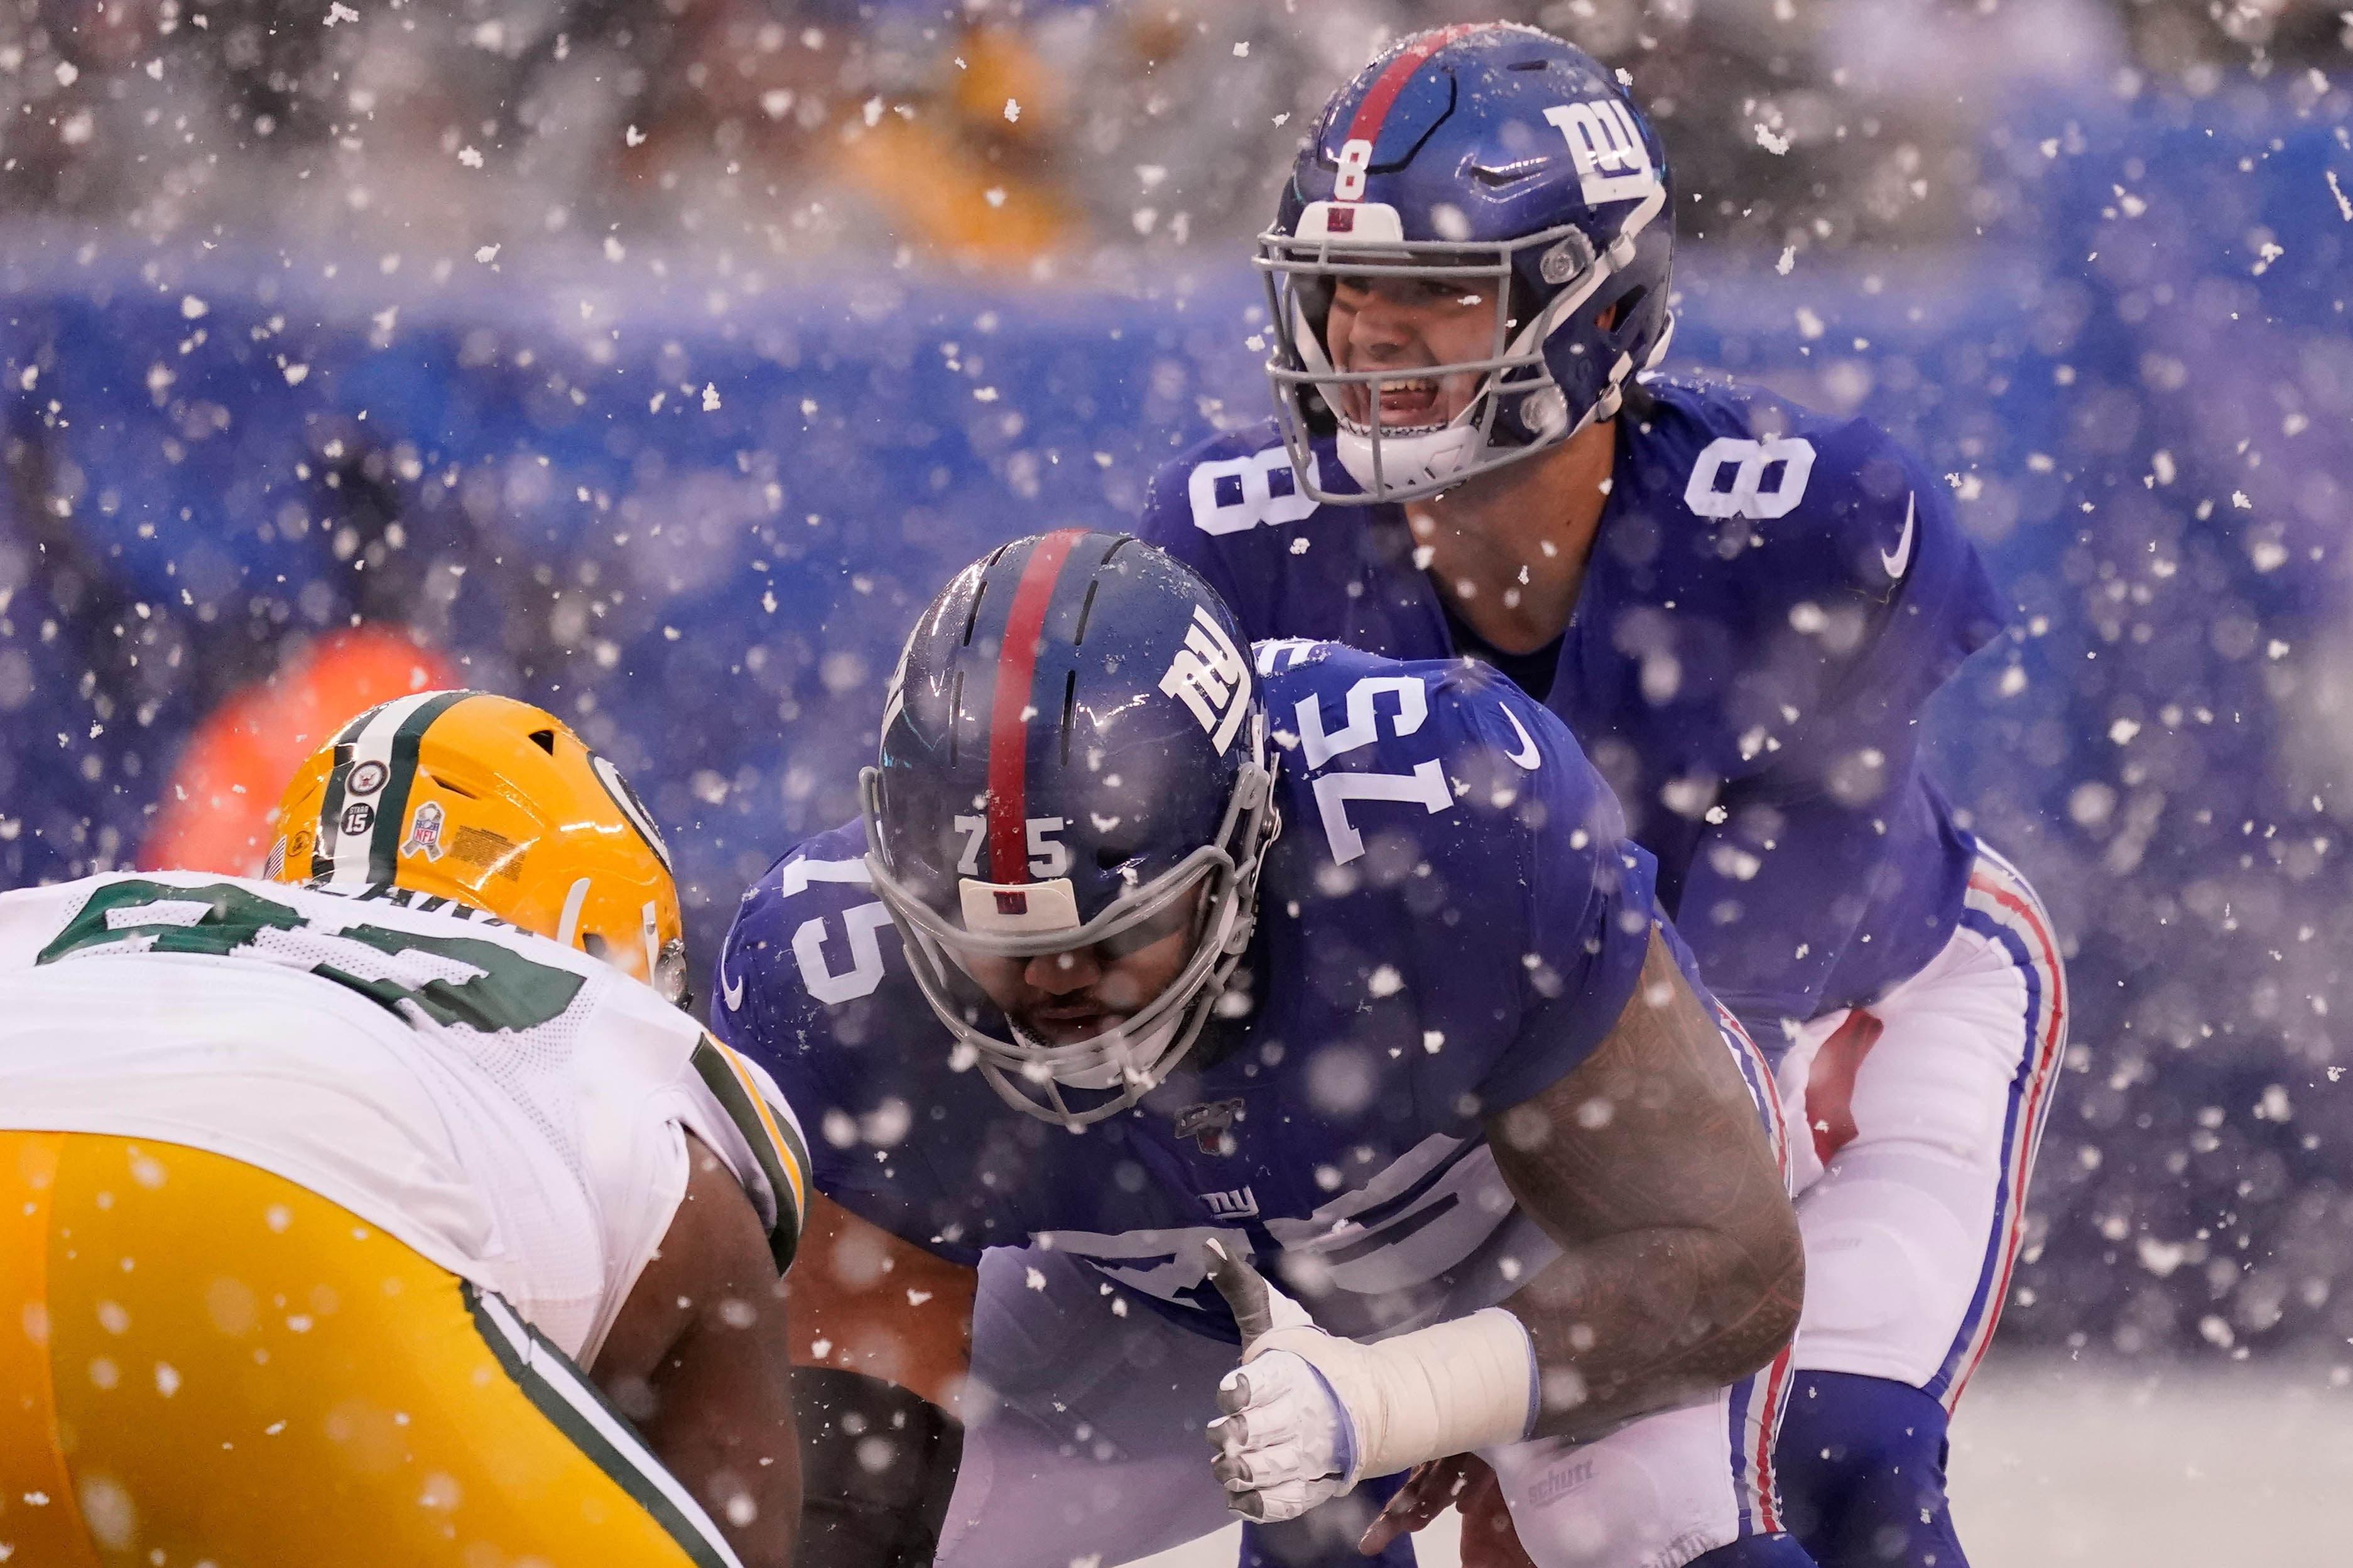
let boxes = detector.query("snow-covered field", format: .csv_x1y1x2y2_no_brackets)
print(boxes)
1136,1356,2353,1566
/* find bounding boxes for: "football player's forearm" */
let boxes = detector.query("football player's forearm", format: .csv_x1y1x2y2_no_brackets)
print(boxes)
597,1138,803,1565
787,1194,977,1414
642,1307,803,1567
1489,931,1803,1444
1501,1217,1802,1442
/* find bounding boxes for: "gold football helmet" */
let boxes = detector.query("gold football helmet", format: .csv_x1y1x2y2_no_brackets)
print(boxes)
269,690,690,1005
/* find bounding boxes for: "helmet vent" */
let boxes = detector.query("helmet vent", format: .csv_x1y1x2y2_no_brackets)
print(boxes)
1072,580,1101,644
947,668,965,765
429,772,480,800
1471,159,1547,187
1058,669,1078,765
1506,59,1550,71
964,541,1015,645
526,728,557,755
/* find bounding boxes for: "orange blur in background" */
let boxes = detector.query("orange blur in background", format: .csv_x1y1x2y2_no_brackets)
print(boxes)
139,628,458,877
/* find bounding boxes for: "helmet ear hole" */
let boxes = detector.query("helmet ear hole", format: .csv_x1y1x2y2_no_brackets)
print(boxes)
580,932,610,961
1607,286,1648,344
1508,276,1546,337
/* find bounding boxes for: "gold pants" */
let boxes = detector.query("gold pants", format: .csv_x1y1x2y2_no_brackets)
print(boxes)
0,1130,739,1567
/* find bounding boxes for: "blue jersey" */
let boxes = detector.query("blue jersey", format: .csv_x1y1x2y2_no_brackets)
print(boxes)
1139,377,2006,1041
716,642,1665,1341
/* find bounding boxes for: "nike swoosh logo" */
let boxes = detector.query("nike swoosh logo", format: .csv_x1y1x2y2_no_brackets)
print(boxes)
720,956,746,1012
1501,706,1542,770
1881,493,1916,580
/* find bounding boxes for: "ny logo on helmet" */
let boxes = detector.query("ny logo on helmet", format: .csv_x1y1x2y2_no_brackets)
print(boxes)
1158,606,1251,755
1543,99,1655,207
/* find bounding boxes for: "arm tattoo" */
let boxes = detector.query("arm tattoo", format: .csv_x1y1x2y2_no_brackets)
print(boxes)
1487,931,1806,1445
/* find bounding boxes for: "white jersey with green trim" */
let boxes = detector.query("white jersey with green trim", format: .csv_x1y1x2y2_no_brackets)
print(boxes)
0,871,810,1362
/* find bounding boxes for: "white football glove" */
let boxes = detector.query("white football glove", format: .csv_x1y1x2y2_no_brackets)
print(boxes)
1201,1238,1541,1525
1202,1238,1359,1522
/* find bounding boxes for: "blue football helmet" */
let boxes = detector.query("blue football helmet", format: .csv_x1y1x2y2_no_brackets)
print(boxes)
861,531,1279,1127
1258,22,1675,502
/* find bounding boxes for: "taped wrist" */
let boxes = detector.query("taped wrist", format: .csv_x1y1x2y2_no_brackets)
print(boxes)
793,1366,964,1568
1246,1307,1537,1481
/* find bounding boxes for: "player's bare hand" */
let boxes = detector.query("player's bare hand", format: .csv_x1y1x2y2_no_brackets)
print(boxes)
1356,1454,1535,1563
1357,1456,1474,1555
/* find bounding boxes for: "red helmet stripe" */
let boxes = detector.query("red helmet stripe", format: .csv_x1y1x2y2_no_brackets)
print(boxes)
1343,23,1494,149
986,529,1087,884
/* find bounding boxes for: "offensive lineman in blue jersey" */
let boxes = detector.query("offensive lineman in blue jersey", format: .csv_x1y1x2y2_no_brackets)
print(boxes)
1134,24,2067,1568
717,531,1813,1568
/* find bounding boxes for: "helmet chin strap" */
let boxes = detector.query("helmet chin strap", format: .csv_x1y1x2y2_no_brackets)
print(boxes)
1012,1009,1187,1092
1335,421,1486,496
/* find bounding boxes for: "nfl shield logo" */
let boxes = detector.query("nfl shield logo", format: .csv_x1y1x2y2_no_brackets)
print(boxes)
401,800,447,861
1173,1098,1245,1156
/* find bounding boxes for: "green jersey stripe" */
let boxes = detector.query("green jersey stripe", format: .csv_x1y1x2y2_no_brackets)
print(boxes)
691,1039,805,1275
462,1282,744,1568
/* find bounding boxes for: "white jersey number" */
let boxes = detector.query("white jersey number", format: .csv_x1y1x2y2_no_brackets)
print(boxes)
1683,436,1817,521
1292,675,1454,866
775,858,892,1006
792,904,895,1007
1187,446,1320,538
38,879,584,1034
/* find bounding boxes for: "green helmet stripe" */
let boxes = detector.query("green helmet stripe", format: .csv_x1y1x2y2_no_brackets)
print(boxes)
365,690,475,883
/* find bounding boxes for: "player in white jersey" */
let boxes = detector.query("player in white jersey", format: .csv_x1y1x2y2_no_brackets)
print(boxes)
0,692,812,1568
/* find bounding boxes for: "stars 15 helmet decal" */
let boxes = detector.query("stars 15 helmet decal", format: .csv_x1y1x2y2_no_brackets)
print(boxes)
860,531,1279,1127
1258,23,1675,502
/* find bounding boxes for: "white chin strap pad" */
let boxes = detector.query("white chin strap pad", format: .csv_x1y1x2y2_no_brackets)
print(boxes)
1335,421,1487,496
1030,1010,1185,1092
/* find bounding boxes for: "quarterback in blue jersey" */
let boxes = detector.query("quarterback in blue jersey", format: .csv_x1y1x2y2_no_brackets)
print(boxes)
717,532,1812,1568
1136,23,2067,1568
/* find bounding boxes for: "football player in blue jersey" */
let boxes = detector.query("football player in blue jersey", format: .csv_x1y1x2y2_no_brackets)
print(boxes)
716,531,1818,1568
1134,23,2068,1568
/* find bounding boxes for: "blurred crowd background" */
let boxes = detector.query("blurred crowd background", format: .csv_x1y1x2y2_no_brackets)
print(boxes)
6,0,2353,1387
4,0,2350,271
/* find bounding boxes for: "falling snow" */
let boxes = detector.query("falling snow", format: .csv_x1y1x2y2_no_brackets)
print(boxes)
0,16,2349,1558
